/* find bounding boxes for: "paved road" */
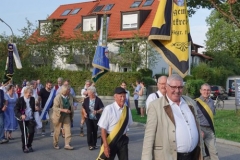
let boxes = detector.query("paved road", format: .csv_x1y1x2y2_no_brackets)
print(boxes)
0,110,240,160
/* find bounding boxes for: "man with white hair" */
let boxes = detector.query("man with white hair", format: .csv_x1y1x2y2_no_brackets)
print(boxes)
146,76,167,114
142,74,203,160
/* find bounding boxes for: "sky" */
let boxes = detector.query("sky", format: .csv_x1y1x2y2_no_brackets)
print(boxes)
0,0,211,52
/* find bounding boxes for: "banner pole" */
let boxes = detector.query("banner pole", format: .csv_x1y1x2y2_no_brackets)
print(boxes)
168,66,172,76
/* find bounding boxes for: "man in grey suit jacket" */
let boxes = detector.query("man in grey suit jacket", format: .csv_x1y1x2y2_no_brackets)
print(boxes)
142,74,203,160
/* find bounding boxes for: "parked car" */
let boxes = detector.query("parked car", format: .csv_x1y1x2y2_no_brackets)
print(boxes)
210,85,228,100
228,86,235,96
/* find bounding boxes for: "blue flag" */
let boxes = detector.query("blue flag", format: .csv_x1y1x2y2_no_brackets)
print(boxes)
92,14,110,82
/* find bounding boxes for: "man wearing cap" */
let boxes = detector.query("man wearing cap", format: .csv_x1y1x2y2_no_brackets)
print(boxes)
97,87,133,160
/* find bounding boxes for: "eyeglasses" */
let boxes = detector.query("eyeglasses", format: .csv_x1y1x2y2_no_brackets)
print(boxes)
167,84,184,90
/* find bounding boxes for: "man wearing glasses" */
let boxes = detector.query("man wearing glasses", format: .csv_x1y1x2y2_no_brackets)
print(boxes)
142,74,203,160
196,84,219,160
146,76,167,114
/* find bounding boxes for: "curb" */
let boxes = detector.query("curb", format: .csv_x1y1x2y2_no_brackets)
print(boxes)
216,138,240,148
132,122,240,148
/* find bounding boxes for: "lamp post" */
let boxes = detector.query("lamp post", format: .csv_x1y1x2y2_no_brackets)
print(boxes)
0,18,14,43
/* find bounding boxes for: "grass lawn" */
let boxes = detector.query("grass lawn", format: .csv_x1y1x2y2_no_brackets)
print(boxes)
214,110,240,142
131,109,240,142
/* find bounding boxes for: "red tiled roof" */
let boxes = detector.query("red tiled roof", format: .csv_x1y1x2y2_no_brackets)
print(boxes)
30,0,159,41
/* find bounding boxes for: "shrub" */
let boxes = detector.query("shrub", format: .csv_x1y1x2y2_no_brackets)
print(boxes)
184,79,205,98
138,68,153,77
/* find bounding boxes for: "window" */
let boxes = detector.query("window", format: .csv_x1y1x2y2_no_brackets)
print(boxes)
39,21,51,36
61,9,72,16
143,0,154,7
93,5,104,12
130,1,141,8
74,23,82,30
162,68,166,74
103,4,114,11
82,17,97,31
122,14,138,29
70,8,81,15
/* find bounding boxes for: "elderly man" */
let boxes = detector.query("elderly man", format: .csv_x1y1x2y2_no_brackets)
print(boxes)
196,84,219,160
142,74,203,160
97,87,133,160
146,76,167,114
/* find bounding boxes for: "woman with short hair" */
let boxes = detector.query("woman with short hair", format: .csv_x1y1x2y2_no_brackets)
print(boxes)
82,86,104,150
4,84,18,140
52,85,74,150
14,87,36,153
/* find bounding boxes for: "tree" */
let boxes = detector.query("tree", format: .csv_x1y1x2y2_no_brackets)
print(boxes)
25,18,66,67
187,0,240,28
205,10,240,58
113,33,159,72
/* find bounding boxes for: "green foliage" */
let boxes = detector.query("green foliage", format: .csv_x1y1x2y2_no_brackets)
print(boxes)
95,72,141,96
184,79,205,98
138,68,153,77
214,110,240,142
141,77,156,87
191,63,214,84
205,11,240,57
8,66,141,96
187,1,240,29
154,73,168,80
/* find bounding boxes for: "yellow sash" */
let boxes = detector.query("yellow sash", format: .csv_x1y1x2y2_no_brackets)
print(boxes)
196,98,214,123
96,106,128,160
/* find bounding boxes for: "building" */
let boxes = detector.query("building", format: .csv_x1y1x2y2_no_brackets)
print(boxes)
29,0,212,75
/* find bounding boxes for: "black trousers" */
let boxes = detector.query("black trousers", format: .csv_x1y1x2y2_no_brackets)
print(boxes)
106,135,129,160
134,100,140,114
86,118,98,146
18,120,35,150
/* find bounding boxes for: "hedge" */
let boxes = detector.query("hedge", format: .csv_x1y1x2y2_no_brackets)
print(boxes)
1,65,142,96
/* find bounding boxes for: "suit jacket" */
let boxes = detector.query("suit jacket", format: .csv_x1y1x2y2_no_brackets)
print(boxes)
52,94,74,121
82,96,104,120
14,96,35,120
141,95,203,160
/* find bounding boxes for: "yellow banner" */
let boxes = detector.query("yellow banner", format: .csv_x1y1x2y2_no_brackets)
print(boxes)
149,0,191,77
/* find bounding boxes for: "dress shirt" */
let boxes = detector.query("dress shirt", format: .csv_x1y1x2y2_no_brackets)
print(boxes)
98,102,133,134
24,97,33,121
167,96,199,153
146,90,163,114
133,84,141,100
197,96,215,126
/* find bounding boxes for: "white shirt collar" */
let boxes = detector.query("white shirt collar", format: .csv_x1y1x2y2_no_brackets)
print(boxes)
166,95,186,106
114,101,124,111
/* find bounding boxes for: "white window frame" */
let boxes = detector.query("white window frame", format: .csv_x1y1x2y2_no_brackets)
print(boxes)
122,14,138,29
82,17,97,31
39,21,51,36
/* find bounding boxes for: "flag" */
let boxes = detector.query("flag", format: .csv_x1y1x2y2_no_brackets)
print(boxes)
2,43,22,85
148,0,191,78
92,14,110,82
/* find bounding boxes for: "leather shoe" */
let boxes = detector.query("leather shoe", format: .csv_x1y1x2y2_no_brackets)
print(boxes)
28,147,34,152
64,145,74,150
23,148,29,153
54,144,60,150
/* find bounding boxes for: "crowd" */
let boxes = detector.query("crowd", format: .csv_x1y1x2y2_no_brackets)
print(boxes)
0,74,219,160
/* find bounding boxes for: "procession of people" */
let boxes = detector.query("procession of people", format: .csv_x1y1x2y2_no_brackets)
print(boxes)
0,74,220,160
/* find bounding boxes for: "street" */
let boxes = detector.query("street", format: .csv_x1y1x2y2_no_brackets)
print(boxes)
0,108,240,160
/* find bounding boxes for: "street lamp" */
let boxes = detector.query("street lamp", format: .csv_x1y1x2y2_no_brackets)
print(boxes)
0,18,14,43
